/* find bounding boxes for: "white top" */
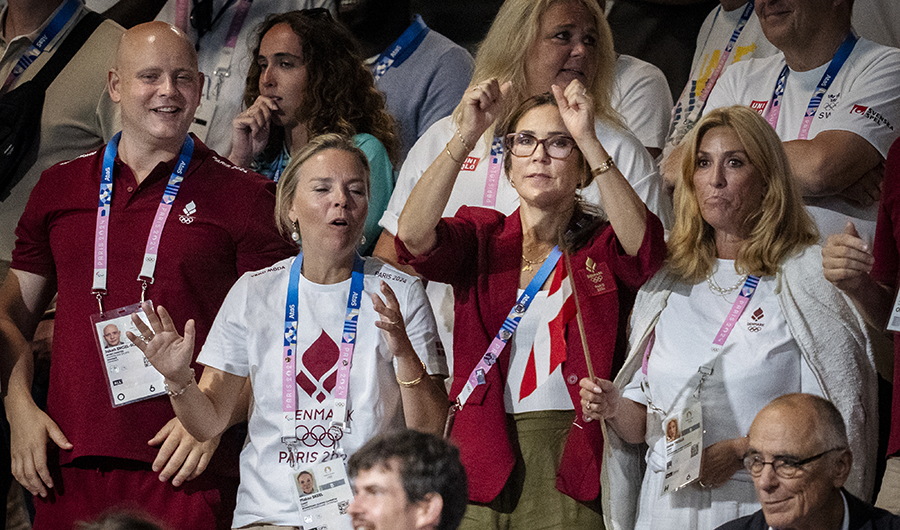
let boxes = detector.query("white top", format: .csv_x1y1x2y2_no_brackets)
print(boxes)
621,260,823,530
623,260,822,469
505,289,574,413
381,115,672,376
704,36,900,243
613,54,673,151
666,2,778,148
197,257,446,527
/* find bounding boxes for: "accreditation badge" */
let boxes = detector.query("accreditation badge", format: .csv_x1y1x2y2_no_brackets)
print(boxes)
661,399,703,494
886,288,900,332
188,102,215,143
295,459,354,530
90,301,166,407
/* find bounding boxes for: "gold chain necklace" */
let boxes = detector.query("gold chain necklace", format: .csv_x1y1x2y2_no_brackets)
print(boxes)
521,248,553,272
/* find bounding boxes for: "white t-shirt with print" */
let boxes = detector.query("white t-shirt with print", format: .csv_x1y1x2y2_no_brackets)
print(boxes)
667,2,778,148
197,256,446,527
705,36,900,242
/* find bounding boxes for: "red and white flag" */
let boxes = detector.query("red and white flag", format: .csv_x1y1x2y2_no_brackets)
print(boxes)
519,262,576,400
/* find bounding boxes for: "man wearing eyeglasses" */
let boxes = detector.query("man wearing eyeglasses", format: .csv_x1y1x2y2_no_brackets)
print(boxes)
716,393,900,530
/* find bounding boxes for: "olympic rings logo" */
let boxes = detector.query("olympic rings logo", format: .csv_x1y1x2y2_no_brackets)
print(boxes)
294,424,343,447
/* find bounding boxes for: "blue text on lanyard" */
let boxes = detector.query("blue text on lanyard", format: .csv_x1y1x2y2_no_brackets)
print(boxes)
281,252,366,440
1,0,80,91
456,246,562,408
766,32,858,136
92,132,194,300
373,14,429,82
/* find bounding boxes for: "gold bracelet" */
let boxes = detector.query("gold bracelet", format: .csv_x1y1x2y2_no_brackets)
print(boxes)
591,156,616,177
445,143,464,164
455,128,472,152
165,367,196,397
396,358,428,387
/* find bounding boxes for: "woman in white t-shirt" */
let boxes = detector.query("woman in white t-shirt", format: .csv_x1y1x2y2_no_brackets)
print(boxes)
581,106,878,530
128,134,449,526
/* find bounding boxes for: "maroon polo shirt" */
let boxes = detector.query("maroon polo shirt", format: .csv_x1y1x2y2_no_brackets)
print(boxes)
12,135,296,465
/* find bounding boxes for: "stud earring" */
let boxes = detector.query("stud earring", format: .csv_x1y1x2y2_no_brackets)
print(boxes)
360,234,367,247
291,220,300,242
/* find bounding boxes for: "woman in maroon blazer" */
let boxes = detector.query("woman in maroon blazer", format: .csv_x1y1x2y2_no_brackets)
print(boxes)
394,77,666,529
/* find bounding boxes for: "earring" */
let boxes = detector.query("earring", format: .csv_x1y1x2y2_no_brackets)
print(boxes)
291,220,300,242
360,234,367,247
508,178,516,189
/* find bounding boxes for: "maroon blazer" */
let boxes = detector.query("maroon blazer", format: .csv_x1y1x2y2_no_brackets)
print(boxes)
397,206,666,503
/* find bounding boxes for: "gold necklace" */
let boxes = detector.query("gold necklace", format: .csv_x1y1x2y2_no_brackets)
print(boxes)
521,248,553,272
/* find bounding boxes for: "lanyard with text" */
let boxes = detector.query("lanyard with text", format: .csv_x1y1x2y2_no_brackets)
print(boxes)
373,14,429,82
1,0,80,93
765,32,858,139
669,1,754,143
281,253,366,453
91,132,194,311
207,0,252,100
642,275,760,414
482,137,504,207
456,247,562,408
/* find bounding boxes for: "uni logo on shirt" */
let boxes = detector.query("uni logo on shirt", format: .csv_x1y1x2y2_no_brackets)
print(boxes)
461,157,479,171
750,100,767,114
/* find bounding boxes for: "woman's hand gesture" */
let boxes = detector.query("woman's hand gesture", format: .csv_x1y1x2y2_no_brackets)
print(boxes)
127,302,195,387
552,79,596,146
371,281,415,360
458,78,512,149
228,96,280,168
579,377,621,422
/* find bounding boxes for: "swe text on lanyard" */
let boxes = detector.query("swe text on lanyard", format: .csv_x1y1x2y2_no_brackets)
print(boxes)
92,132,194,311
1,0,80,93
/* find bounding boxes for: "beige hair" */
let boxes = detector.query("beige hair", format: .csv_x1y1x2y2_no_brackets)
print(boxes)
274,134,370,241
667,105,818,282
452,0,621,150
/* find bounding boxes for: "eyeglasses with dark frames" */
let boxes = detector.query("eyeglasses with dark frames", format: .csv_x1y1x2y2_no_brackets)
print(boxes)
505,133,578,160
743,447,845,479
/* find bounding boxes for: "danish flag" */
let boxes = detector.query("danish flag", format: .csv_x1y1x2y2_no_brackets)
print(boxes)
518,262,576,400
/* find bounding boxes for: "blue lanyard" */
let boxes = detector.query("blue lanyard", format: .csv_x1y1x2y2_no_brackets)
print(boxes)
1,0,80,92
456,246,562,408
269,148,286,183
373,14,429,81
765,32,857,138
282,252,366,445
92,132,194,308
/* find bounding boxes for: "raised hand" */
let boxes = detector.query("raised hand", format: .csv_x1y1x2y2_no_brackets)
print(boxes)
370,281,415,361
228,96,279,168
458,78,512,149
127,302,195,387
552,79,596,145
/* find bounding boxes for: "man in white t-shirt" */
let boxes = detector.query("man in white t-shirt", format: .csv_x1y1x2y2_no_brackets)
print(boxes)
703,0,900,242
665,0,778,165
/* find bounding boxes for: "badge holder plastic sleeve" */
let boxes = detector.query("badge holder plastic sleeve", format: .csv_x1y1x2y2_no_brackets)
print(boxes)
91,301,167,407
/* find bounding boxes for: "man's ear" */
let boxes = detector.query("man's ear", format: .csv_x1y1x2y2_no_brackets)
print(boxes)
414,492,443,530
108,69,121,103
833,449,853,489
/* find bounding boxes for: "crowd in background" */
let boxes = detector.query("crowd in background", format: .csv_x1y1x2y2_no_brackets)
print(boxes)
0,0,898,528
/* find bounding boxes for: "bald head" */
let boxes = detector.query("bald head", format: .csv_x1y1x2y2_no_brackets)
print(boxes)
746,394,852,530
115,22,197,72
108,21,203,155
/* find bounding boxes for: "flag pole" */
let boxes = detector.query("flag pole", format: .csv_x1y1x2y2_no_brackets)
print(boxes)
562,248,595,381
